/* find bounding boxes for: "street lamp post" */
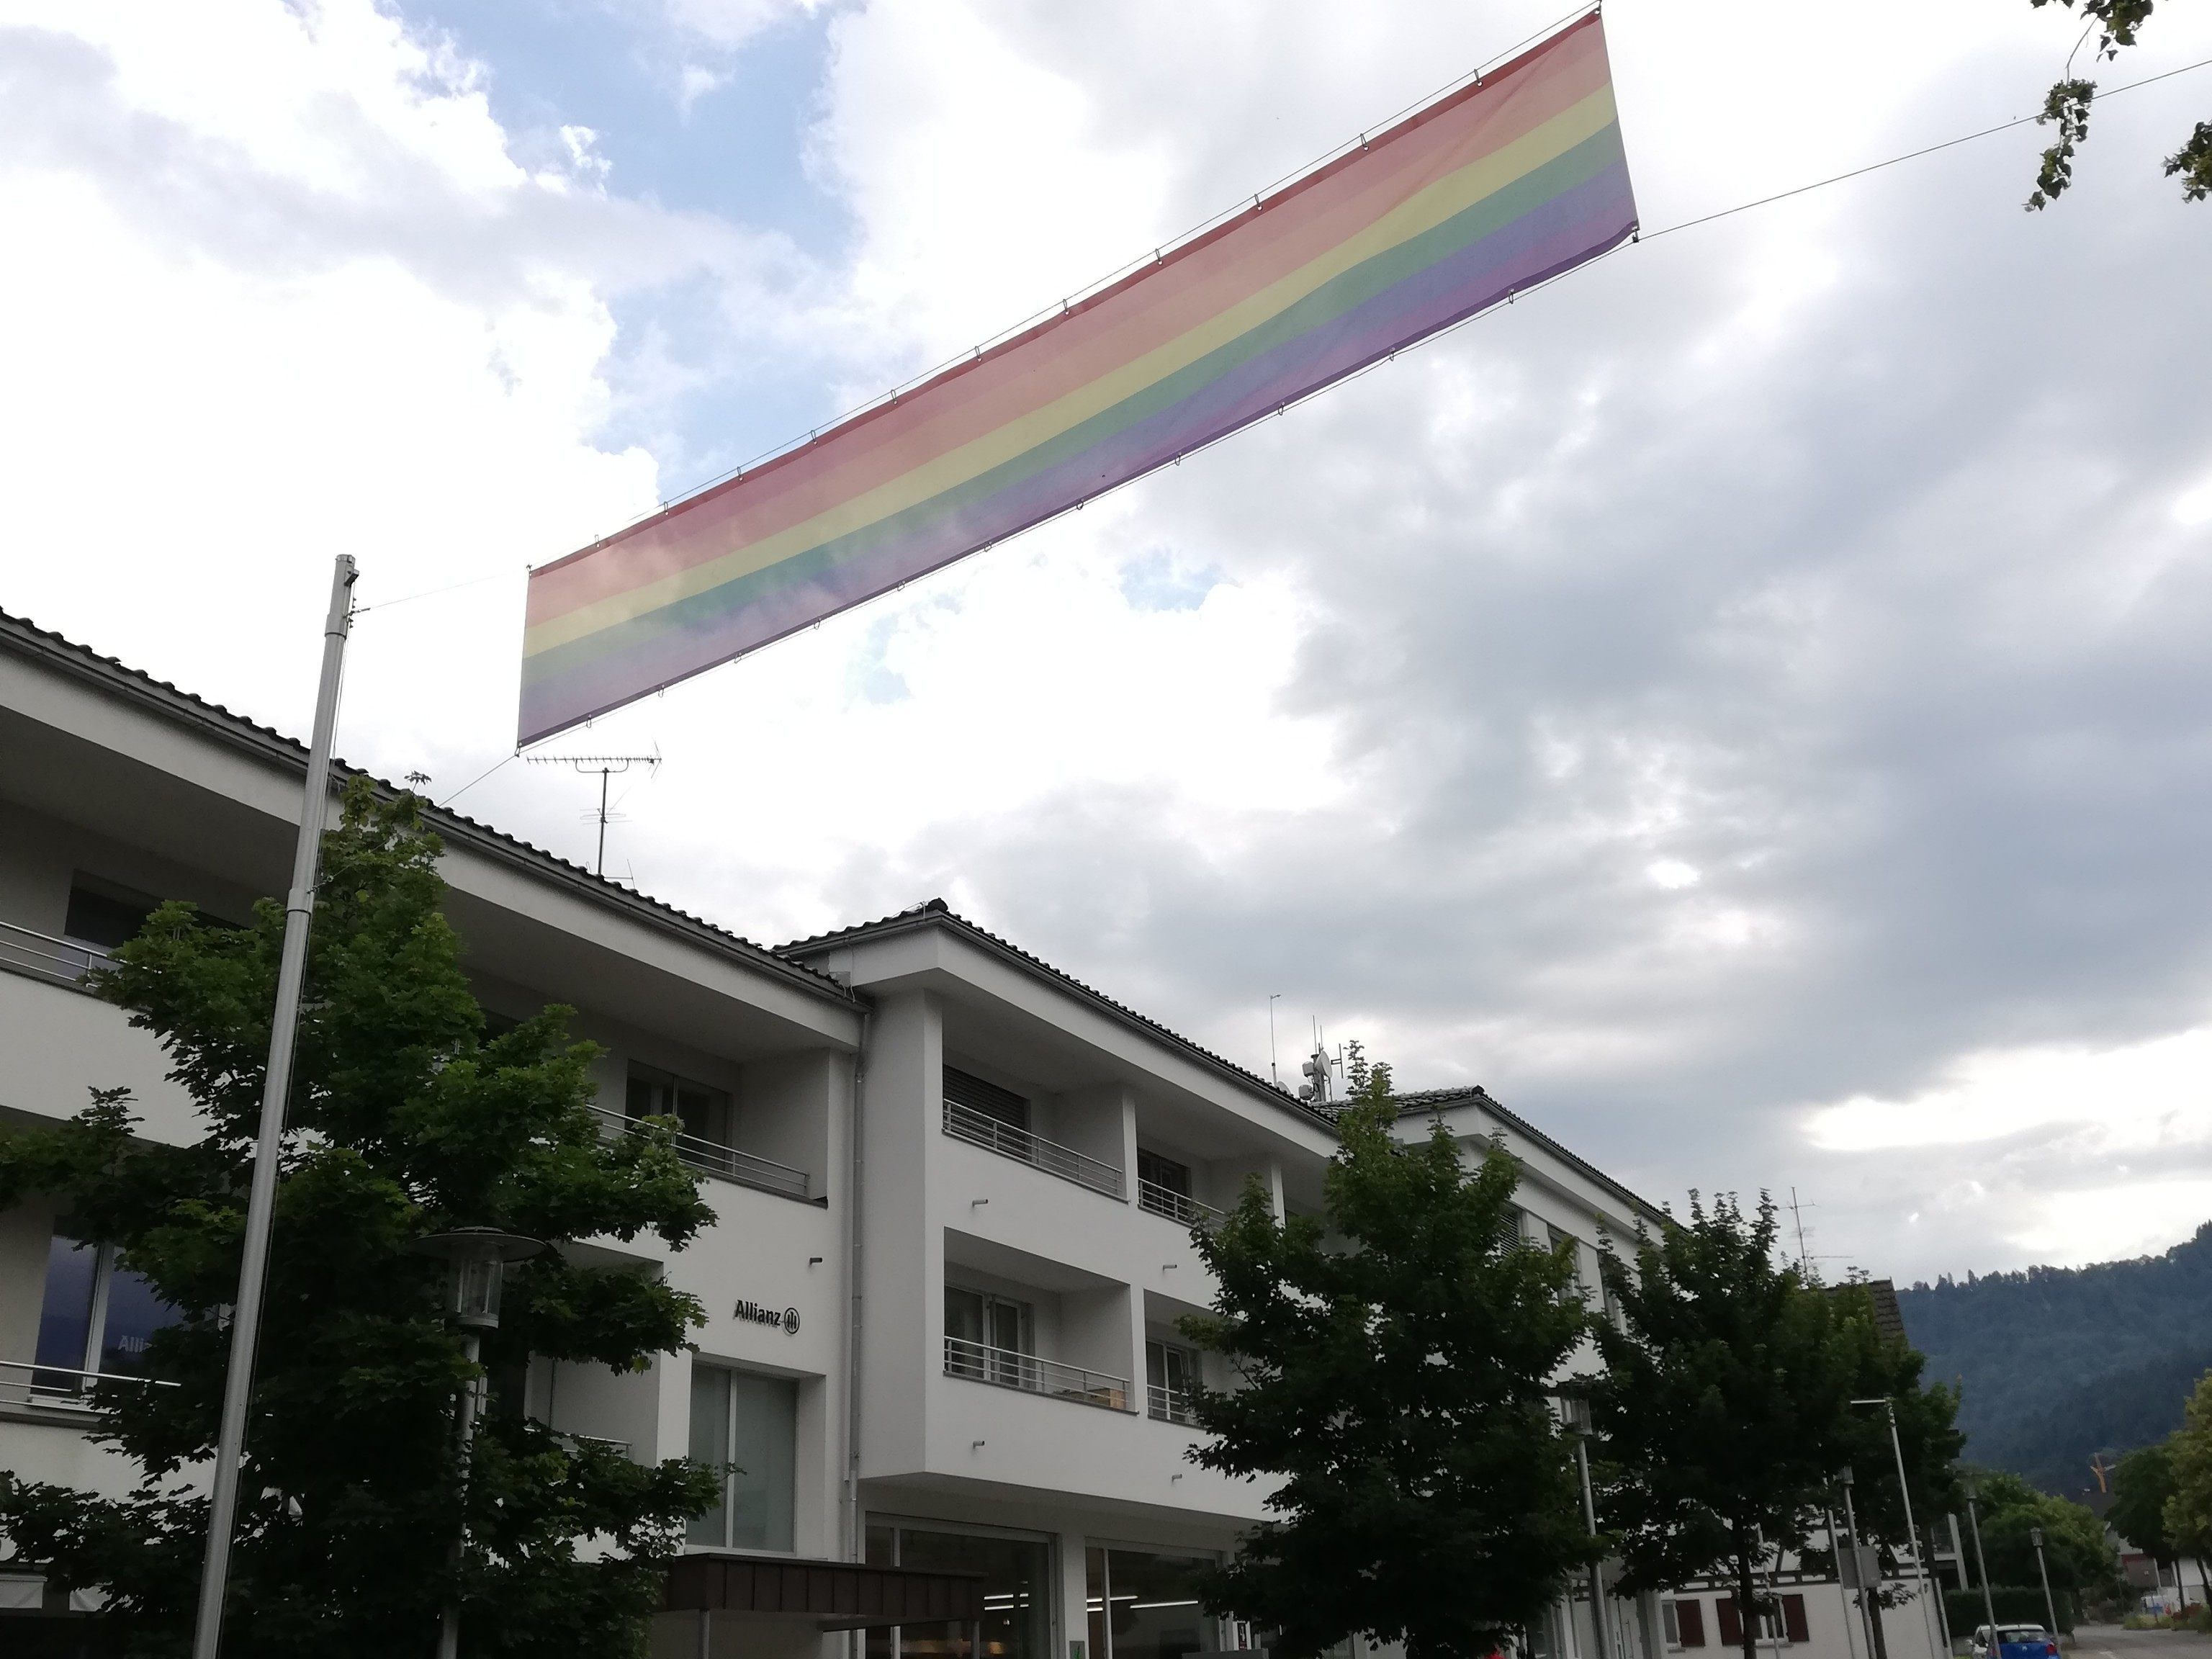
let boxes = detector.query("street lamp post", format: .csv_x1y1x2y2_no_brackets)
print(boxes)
413,1228,545,1659
1851,1396,1946,1659
1840,1465,1881,1659
2028,1529,2059,1643
1561,1393,1611,1659
1962,1482,2000,1659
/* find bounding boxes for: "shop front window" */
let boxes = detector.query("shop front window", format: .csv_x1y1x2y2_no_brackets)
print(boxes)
866,1521,1051,1659
1086,1546,1217,1659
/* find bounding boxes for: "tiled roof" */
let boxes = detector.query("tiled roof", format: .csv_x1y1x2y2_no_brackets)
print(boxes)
780,899,1339,1132
1393,1084,1666,1226
0,610,856,1007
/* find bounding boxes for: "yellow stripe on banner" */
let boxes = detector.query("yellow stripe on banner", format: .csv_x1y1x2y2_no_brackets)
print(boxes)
528,84,1619,659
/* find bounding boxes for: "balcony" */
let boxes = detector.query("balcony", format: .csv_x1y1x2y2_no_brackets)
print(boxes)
943,1335,1130,1412
0,1357,177,1411
0,920,107,991
941,1099,1124,1200
590,1105,810,1202
1136,1179,1222,1229
1146,1382,1198,1426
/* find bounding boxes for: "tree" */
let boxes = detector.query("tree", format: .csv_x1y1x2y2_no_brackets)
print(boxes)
1182,1089,1591,1659
2025,1,2210,207
1967,1470,2121,1609
0,783,718,1657
2163,1372,2212,1595
2111,1444,2185,1600
1590,1195,1946,1659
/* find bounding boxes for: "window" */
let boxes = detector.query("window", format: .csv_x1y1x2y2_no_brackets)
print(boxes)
32,1223,176,1392
63,878,157,951
943,1066,1028,1131
1145,1340,1199,1425
687,1364,796,1552
1087,1546,1219,1659
1137,1150,1191,1197
867,1522,1051,1659
945,1286,1033,1387
1495,1206,1527,1251
626,1063,732,1148
1669,1600,1707,1649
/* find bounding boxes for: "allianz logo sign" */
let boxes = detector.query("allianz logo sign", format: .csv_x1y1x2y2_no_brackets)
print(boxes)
734,1299,801,1335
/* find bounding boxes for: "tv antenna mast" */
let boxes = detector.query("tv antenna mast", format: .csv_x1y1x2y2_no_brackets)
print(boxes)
525,750,661,877
1297,1020,1339,1108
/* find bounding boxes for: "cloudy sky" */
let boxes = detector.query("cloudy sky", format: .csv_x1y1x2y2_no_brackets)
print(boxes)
4,0,2211,1284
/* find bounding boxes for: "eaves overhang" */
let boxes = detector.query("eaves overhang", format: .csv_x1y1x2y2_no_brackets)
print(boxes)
0,611,858,1015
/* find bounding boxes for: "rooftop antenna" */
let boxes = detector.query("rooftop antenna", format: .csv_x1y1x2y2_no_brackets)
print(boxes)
1298,1019,1339,1107
1788,1187,1815,1274
524,749,661,877
1268,992,1283,1086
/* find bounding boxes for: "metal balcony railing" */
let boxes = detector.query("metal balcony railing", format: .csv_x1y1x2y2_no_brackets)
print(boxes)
0,1356,179,1407
590,1106,810,1201
1137,1179,1222,1228
941,1100,1125,1200
1146,1382,1199,1426
943,1336,1131,1412
0,920,109,990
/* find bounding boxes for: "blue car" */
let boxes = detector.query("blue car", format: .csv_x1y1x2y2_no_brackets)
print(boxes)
1973,1625,2057,1659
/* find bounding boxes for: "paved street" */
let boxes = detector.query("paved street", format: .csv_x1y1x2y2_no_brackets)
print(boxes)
2074,1629,2212,1658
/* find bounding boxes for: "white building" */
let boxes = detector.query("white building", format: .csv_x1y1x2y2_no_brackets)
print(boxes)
0,610,1928,1659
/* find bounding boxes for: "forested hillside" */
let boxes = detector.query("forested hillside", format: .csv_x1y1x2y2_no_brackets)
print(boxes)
1897,1222,2212,1498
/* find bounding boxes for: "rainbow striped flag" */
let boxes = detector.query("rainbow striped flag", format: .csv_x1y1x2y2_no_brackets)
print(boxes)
520,12,1636,745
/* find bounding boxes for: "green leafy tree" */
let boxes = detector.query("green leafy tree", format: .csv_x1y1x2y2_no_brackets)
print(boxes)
2025,1,2209,207
2111,1443,2185,1600
1966,1470,2121,1608
1182,1088,1591,1659
1591,1195,1950,1659
0,783,718,1657
2162,1373,2212,1593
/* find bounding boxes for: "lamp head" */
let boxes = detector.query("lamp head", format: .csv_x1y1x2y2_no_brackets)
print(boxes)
412,1227,545,1330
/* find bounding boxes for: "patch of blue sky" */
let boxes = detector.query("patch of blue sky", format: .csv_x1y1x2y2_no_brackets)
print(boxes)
395,0,854,263
1118,548,1223,613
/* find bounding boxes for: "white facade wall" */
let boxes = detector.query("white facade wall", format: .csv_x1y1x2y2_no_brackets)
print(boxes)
0,620,1704,1659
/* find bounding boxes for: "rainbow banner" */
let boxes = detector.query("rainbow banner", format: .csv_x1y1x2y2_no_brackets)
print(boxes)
519,12,1636,745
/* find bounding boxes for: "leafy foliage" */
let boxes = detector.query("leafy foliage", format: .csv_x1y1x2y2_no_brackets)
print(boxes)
1181,1084,1591,1659
1591,1195,1961,1659
2162,1373,2212,1568
0,783,717,1658
1895,1223,2212,1493
2110,1442,2182,1570
2024,1,2206,207
1963,1469,2121,1603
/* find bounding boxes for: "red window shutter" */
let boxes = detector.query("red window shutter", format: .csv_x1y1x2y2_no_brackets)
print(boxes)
1678,1601,1707,1648
1717,1599,1743,1647
1782,1596,1809,1643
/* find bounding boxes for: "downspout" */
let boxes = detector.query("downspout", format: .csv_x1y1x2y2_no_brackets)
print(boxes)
844,991,873,1577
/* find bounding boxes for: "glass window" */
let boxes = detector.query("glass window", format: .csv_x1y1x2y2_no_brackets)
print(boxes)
32,1224,174,1392
1136,1151,1191,1198
686,1363,796,1552
1095,1549,1215,1659
626,1063,732,1147
875,1524,1051,1659
945,1286,1033,1387
63,878,156,950
1144,1341,1200,1424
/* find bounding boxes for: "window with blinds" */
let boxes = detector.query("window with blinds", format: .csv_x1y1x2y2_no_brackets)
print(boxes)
943,1066,1029,1130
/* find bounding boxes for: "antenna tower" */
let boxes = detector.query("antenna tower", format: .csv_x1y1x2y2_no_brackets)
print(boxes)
524,750,662,877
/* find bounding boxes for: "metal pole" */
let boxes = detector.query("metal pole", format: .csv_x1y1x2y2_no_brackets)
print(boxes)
1843,1479,1880,1659
1575,1433,1611,1659
2030,1530,2057,1642
1863,1399,1945,1659
1926,1524,1954,1656
191,554,358,1659
1964,1493,1998,1655
440,1331,484,1659
1827,1506,1863,1659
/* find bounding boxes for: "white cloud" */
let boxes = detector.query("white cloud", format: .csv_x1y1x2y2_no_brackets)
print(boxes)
1648,859,1702,890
